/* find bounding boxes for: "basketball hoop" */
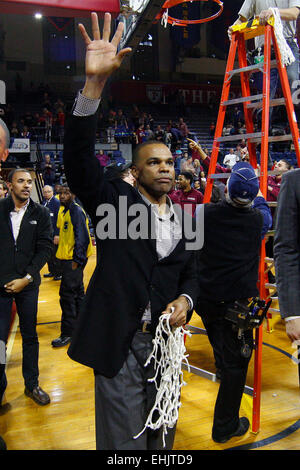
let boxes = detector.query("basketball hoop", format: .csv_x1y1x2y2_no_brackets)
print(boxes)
155,0,223,27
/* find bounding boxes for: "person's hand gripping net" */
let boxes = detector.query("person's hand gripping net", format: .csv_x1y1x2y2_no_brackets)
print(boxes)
79,12,132,98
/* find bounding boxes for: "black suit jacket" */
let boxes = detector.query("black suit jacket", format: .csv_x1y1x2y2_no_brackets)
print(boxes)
64,113,199,377
0,195,53,289
274,169,300,318
42,196,60,236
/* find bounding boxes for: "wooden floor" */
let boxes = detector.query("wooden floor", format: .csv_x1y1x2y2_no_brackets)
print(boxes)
1,247,300,451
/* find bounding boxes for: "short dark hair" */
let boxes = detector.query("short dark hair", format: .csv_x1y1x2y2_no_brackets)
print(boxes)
7,168,31,183
60,182,71,191
132,140,167,166
0,179,7,191
280,158,292,170
211,184,222,203
179,171,193,184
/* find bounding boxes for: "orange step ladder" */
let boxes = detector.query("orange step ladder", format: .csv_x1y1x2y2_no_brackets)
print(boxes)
203,18,300,434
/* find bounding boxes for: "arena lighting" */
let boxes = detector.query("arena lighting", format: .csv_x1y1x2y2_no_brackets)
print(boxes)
34,12,42,19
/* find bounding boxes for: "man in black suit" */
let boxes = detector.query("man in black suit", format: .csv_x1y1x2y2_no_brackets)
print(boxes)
65,12,199,450
0,167,53,407
42,185,61,280
274,169,300,343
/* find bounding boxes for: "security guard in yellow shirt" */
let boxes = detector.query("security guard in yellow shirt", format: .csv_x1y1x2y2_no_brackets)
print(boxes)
52,183,93,347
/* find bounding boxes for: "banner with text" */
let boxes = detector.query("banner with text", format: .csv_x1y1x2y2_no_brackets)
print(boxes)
111,81,241,106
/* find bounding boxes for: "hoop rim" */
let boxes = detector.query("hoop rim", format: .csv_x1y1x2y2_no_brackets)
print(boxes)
156,0,223,26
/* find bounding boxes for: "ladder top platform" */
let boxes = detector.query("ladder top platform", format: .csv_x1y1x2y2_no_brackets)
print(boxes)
231,16,275,40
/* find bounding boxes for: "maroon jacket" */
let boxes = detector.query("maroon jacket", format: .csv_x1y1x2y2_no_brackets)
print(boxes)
267,175,281,202
169,188,203,216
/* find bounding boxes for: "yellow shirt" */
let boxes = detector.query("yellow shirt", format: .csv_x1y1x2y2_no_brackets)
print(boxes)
56,202,93,261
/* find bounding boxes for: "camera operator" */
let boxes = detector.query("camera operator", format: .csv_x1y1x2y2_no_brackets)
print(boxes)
195,161,272,444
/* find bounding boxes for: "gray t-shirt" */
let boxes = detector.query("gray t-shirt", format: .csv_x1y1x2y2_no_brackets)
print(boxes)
239,0,300,47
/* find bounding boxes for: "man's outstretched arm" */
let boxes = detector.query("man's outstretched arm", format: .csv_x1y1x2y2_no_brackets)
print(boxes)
63,12,131,213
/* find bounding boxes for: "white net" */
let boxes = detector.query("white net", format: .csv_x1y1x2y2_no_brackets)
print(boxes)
161,9,169,28
270,7,295,67
133,313,191,448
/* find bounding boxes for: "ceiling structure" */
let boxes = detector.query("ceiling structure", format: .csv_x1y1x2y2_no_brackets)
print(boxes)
0,0,120,17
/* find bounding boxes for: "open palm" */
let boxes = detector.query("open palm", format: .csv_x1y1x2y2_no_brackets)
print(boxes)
79,12,131,82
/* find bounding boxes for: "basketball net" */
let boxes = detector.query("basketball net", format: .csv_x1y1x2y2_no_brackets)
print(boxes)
270,7,295,66
133,313,191,447
156,0,223,27
161,8,169,28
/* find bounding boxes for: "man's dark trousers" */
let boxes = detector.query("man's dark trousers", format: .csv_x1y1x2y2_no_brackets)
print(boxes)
59,260,85,337
48,244,61,277
0,287,39,398
197,300,253,440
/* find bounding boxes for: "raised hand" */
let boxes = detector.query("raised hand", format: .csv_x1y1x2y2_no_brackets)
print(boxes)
80,12,132,98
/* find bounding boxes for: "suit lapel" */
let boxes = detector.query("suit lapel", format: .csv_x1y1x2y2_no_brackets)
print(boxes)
16,200,35,243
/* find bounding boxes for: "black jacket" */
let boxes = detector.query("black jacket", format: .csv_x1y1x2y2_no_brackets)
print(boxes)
274,169,300,318
0,195,53,290
64,113,199,378
197,200,263,303
42,196,60,236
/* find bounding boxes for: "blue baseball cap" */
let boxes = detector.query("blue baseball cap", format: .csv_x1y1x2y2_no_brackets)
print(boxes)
227,162,259,204
104,162,132,180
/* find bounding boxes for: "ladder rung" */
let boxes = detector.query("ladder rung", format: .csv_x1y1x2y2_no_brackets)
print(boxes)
265,257,274,262
271,296,278,300
269,308,280,314
267,202,277,207
267,229,276,235
208,173,230,180
247,97,286,110
265,283,277,288
222,94,263,106
250,134,293,143
228,60,278,79
217,132,262,143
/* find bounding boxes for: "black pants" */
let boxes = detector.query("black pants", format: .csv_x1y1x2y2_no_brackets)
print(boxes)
195,300,253,440
47,244,61,277
94,330,176,450
0,287,39,396
59,260,85,337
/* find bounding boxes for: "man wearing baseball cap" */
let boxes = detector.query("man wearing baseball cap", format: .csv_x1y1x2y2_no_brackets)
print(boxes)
195,161,272,444
104,161,136,186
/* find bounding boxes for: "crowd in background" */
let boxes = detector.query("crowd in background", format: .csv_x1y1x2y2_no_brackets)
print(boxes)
0,83,297,244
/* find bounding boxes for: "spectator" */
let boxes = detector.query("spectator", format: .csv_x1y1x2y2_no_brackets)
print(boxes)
267,159,292,201
52,184,93,348
95,149,110,167
144,124,154,141
42,185,61,281
20,125,31,139
54,98,66,113
56,107,65,143
178,117,189,142
104,162,136,186
0,166,53,407
107,109,116,143
181,154,197,175
0,179,8,198
195,162,272,443
223,148,239,169
241,147,250,162
136,124,146,144
41,154,56,187
193,159,203,180
170,171,203,216
155,124,166,143
10,121,19,139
